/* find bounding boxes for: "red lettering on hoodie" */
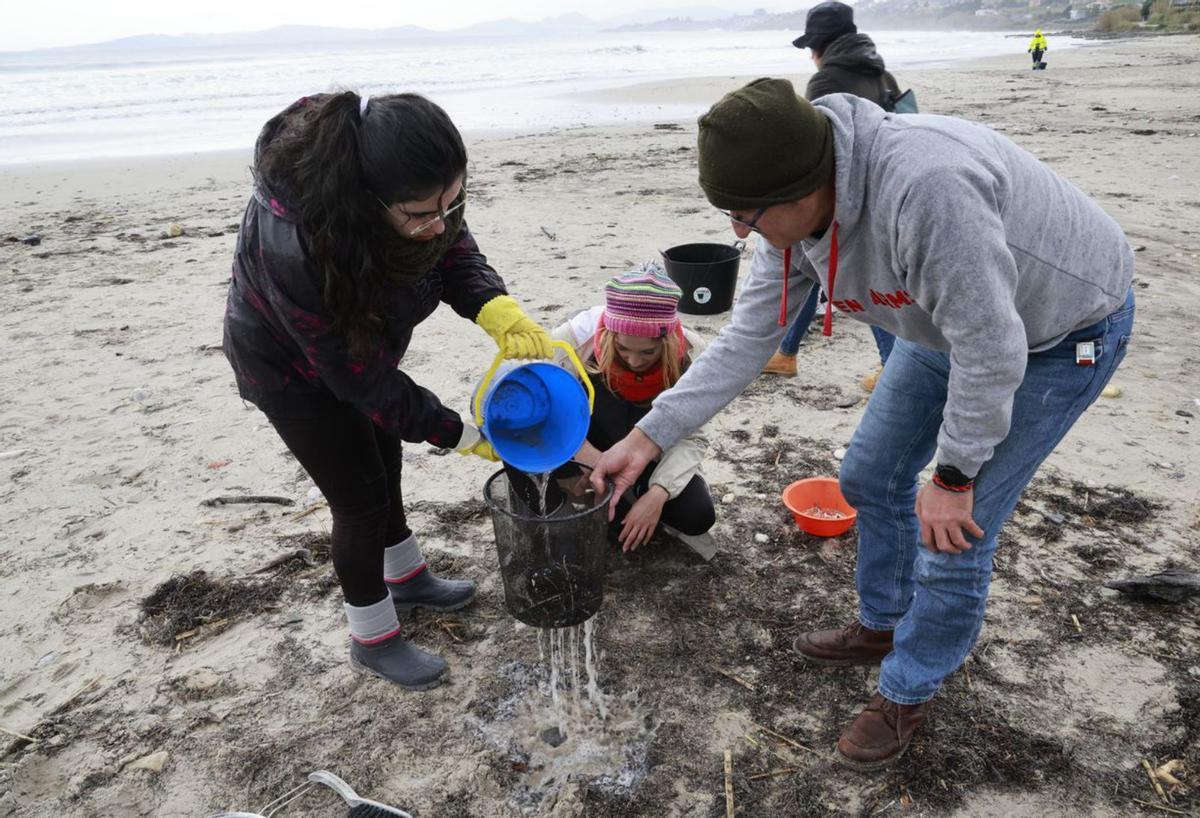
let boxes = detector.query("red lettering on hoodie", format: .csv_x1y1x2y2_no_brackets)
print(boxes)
870,289,915,309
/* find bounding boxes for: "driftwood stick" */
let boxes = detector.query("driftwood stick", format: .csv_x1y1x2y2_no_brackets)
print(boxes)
288,501,327,521
753,723,820,757
201,495,294,507
715,667,756,691
1131,798,1186,815
1106,571,1200,603
748,768,797,781
1142,759,1169,802
0,725,36,744
724,749,734,818
252,549,315,574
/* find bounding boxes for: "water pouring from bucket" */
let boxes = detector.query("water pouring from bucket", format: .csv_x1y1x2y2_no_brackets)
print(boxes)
475,343,614,628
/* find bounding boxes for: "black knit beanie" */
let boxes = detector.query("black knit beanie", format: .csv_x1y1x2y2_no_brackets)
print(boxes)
697,77,834,210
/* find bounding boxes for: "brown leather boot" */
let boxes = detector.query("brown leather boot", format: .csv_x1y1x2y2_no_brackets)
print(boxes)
793,621,893,666
836,693,930,770
762,351,797,377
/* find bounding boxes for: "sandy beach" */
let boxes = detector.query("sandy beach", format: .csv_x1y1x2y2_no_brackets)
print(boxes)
1,33,1198,818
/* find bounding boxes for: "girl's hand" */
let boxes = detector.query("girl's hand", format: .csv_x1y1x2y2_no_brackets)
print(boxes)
574,440,603,469
620,485,668,552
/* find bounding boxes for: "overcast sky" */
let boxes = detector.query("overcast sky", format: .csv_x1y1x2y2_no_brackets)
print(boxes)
2,1,799,52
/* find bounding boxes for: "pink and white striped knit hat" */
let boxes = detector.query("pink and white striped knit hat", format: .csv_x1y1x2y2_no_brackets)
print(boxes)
602,263,683,338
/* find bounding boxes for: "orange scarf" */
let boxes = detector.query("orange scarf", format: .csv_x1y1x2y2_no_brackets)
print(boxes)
593,315,687,403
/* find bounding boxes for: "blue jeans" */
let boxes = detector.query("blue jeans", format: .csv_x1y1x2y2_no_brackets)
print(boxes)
870,326,895,365
779,286,896,365
838,290,1134,704
779,286,821,356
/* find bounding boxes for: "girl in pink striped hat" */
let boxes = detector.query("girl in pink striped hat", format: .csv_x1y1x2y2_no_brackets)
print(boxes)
551,263,716,554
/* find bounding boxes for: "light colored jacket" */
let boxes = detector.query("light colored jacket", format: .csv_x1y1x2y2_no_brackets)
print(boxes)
638,94,1132,478
553,306,707,499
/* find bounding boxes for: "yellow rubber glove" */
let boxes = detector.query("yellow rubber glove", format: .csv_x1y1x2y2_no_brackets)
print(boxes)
475,295,553,360
455,421,499,462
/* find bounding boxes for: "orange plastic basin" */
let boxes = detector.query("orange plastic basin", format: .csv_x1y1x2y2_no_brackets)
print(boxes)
782,477,858,537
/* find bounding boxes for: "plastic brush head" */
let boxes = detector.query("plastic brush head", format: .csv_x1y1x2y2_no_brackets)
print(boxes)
347,805,409,817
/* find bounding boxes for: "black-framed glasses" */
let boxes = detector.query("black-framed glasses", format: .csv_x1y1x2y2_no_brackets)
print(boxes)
378,187,467,235
716,205,768,233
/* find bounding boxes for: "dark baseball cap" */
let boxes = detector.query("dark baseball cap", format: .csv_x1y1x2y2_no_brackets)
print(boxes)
792,1,857,50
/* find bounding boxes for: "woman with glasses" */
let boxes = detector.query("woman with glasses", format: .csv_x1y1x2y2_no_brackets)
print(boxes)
223,91,552,689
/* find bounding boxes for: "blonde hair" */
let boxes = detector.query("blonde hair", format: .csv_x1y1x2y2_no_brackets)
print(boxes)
587,328,685,395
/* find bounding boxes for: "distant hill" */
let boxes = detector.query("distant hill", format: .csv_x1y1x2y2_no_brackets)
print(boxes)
7,7,743,55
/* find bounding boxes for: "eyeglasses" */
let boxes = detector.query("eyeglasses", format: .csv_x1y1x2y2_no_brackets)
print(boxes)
716,205,768,233
378,189,467,235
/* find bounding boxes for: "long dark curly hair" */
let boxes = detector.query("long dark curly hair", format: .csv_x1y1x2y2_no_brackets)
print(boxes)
255,92,467,358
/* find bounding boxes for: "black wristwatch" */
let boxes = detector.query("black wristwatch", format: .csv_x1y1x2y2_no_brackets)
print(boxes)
933,464,974,493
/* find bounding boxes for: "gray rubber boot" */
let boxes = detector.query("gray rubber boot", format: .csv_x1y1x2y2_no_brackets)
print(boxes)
388,568,476,614
349,631,447,690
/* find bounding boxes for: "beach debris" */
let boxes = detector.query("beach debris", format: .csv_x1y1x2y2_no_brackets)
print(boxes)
836,394,860,408
200,494,293,507
0,449,28,461
754,532,769,544
1105,570,1200,603
539,226,557,241
1176,410,1194,419
181,669,222,695
803,506,849,520
1102,385,1122,398
206,459,232,470
721,493,736,504
166,223,184,238
540,726,567,747
18,234,41,246
834,447,846,460
128,750,169,772
1154,759,1188,791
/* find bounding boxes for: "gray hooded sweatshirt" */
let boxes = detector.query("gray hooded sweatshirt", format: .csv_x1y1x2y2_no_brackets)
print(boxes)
639,94,1134,478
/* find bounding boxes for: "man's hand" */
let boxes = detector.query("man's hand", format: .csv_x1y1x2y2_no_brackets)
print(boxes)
590,428,662,520
915,481,984,554
619,485,668,552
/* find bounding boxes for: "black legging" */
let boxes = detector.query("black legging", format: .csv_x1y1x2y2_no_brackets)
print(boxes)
1031,48,1044,65
588,376,716,537
267,400,410,607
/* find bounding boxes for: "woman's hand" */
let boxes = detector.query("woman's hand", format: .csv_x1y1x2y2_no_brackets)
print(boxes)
475,295,553,359
455,421,499,462
620,485,668,552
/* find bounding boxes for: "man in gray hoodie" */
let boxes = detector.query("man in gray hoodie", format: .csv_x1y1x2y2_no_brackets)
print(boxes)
592,78,1134,769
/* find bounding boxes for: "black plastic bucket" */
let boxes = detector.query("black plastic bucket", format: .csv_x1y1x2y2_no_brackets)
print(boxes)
661,241,745,315
484,464,613,629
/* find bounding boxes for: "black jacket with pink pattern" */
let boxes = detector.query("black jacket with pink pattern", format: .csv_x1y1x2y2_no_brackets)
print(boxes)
222,181,505,447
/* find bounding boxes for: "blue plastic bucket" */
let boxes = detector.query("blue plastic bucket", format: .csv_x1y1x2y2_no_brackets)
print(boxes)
474,345,593,474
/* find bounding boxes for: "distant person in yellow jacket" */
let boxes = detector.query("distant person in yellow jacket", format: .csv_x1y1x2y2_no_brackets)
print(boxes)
1028,29,1048,69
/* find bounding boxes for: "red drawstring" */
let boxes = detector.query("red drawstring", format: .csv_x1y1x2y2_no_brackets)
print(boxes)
779,247,791,327
822,221,840,337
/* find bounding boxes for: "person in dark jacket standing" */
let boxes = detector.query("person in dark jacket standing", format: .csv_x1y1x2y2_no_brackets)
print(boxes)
223,92,553,690
764,0,901,388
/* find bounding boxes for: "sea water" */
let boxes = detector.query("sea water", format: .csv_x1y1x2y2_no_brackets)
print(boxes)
0,30,1081,165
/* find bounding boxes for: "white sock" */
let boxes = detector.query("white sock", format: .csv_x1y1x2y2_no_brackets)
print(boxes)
344,595,400,644
383,532,426,584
